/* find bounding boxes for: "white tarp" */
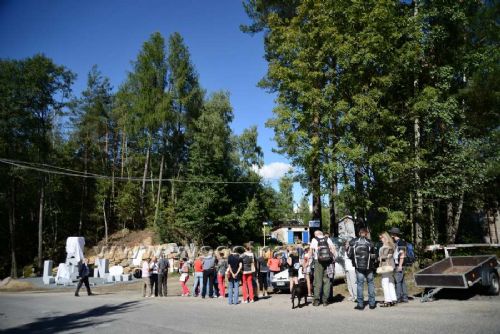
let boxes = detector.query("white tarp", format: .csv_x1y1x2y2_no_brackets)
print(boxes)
66,237,85,262
55,263,70,283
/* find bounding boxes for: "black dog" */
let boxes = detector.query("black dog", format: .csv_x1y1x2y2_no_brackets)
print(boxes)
291,279,308,309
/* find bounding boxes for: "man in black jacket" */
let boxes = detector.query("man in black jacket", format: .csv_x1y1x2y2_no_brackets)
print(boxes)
75,258,93,297
348,228,376,310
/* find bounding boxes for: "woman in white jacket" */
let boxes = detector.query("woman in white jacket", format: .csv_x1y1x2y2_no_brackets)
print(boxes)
378,232,398,307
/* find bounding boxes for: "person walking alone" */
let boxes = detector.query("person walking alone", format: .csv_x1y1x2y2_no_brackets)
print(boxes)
75,258,93,297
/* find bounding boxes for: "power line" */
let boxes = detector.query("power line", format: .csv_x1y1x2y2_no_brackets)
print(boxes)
0,158,263,184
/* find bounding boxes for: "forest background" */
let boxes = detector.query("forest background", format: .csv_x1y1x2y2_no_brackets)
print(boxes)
0,0,498,278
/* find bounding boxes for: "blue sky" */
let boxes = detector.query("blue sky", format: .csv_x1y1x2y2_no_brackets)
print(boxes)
0,0,306,204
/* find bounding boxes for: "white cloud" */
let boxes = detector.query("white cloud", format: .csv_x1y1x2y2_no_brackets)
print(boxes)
252,162,293,180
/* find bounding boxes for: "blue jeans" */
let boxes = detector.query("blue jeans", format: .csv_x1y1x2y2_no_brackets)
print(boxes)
356,269,375,307
228,279,239,305
395,270,408,301
192,272,203,296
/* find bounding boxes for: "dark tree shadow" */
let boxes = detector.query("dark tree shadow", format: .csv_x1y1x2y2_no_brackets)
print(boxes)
2,301,140,333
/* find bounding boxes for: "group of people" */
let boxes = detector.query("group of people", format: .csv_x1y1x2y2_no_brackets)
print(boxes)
135,226,411,310
140,254,170,297
343,226,410,310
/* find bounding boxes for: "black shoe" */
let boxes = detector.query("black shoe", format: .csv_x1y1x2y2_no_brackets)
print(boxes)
75,294,79,297
369,304,376,309
88,293,94,296
313,301,320,307
354,305,364,310
398,299,409,303
323,302,329,307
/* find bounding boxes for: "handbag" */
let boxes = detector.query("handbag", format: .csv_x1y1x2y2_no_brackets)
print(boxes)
179,273,188,282
376,265,394,274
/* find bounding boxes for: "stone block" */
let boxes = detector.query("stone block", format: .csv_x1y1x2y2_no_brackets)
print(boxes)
121,274,131,282
43,260,53,278
43,276,55,285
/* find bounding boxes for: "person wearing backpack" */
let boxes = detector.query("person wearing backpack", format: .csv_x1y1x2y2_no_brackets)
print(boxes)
308,230,337,307
202,251,216,298
389,227,410,303
348,228,376,310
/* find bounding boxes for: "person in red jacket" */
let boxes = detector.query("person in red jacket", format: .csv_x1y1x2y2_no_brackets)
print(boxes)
267,253,281,283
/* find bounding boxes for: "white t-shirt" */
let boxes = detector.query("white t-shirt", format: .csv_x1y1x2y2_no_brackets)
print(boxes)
310,236,335,260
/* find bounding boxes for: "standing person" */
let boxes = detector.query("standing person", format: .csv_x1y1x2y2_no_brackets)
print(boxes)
308,230,337,307
378,232,398,307
287,247,300,294
202,251,216,299
141,259,151,297
303,248,313,297
179,258,191,296
192,256,203,297
267,253,281,283
389,227,409,303
216,252,228,298
241,244,256,303
349,228,377,310
226,247,242,305
158,253,169,297
343,239,357,302
75,258,93,297
257,250,269,297
149,256,159,297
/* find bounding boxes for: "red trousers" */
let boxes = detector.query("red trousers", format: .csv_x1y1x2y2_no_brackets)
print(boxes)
242,273,254,301
181,276,190,295
217,273,226,297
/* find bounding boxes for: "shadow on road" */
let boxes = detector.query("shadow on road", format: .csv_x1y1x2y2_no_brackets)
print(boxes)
3,300,140,333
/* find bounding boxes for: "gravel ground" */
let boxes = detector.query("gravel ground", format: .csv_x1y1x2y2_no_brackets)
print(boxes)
0,278,499,334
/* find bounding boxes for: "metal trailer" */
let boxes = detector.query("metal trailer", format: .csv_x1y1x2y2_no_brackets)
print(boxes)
414,255,500,302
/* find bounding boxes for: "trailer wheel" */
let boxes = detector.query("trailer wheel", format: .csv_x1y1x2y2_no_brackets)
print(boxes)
486,271,499,296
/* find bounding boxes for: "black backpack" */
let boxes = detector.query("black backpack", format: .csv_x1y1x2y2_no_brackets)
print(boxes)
316,237,333,263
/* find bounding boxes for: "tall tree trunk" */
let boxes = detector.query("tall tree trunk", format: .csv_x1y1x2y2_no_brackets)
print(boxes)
429,202,438,244
329,175,338,236
354,165,365,229
79,147,88,235
311,112,322,227
414,117,423,247
8,181,17,278
153,155,165,226
103,199,108,245
447,192,464,244
38,180,45,272
121,129,126,178
140,146,150,221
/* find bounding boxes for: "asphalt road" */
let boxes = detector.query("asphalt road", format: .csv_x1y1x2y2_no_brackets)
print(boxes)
0,289,499,334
